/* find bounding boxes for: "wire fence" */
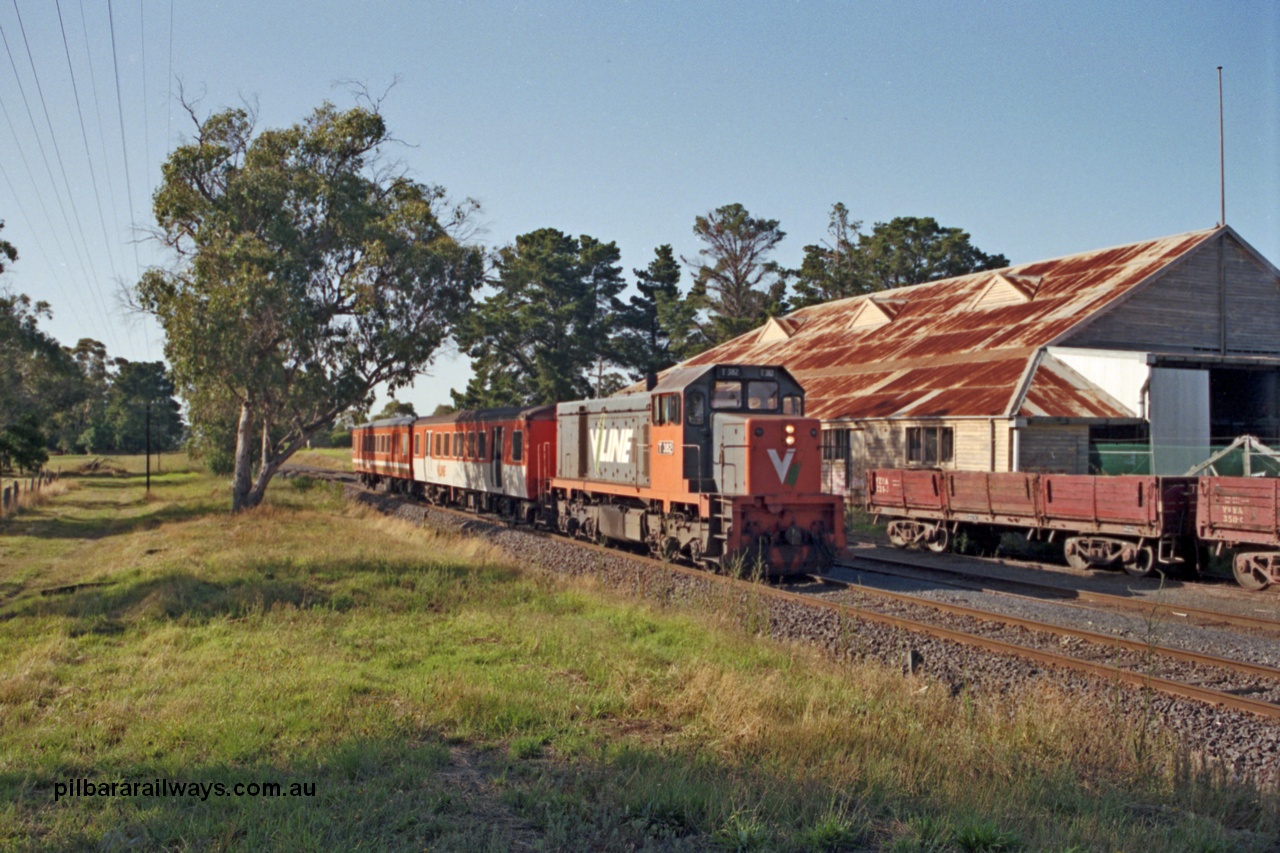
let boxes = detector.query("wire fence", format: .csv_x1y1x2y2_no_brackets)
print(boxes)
1091,439,1280,477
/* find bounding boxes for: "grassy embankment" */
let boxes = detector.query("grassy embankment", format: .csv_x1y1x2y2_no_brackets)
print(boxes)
0,456,1276,850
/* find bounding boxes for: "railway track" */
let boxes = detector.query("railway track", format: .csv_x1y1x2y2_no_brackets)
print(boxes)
290,464,1280,721
833,551,1280,636
800,571,1280,719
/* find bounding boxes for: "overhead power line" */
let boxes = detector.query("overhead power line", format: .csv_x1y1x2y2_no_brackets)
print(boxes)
54,0,122,286
1,7,119,350
10,0,123,351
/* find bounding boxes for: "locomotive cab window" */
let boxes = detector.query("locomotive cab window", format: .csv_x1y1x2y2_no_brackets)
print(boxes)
511,429,524,462
687,391,706,426
906,426,954,466
746,380,779,411
782,395,803,416
711,381,742,410
653,393,681,425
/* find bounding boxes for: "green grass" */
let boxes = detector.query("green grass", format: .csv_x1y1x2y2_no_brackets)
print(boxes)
0,459,1276,850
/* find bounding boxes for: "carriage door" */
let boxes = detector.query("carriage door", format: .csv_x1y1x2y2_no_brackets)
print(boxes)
492,427,504,489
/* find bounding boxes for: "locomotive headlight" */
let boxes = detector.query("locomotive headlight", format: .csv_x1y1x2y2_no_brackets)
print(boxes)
785,435,796,446
785,424,795,434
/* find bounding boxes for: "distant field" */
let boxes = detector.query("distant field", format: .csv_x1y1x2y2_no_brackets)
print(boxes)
288,447,353,472
0,462,1275,850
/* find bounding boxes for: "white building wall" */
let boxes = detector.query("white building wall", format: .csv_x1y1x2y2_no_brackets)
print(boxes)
1047,347,1146,417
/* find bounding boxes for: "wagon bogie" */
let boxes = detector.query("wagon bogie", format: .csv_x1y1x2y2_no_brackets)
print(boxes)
1196,477,1280,590
1063,535,1156,577
1232,552,1280,591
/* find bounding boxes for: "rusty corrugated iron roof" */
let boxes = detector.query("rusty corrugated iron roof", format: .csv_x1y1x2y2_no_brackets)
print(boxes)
676,227,1223,420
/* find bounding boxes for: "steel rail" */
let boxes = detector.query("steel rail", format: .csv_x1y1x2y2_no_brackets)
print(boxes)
837,551,1280,634
809,570,1280,684
309,465,1280,720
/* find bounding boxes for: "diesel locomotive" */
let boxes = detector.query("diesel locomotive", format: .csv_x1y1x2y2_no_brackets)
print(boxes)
353,364,845,575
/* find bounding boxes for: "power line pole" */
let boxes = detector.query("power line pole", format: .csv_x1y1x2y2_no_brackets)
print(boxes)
145,400,151,496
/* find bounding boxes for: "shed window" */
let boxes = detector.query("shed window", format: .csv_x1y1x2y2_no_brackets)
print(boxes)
906,426,954,466
511,430,524,462
822,428,850,461
711,381,742,410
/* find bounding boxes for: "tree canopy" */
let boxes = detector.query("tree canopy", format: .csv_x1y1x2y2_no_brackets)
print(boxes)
684,203,789,346
452,228,624,408
611,244,684,380
138,102,483,510
792,209,1010,307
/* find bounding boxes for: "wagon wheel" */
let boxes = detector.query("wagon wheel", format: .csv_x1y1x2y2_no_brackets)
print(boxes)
1063,537,1091,570
1122,546,1156,578
925,526,950,554
1232,553,1272,591
688,538,705,568
887,522,909,548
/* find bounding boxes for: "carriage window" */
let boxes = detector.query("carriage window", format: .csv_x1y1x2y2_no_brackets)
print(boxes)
782,395,803,415
687,391,706,426
711,381,742,410
746,381,779,411
415,433,421,457
466,432,476,459
453,433,462,457
511,430,524,462
433,433,441,457
402,434,409,455
478,431,487,460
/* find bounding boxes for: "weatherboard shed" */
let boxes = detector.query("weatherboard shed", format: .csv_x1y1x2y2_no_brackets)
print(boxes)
670,226,1280,495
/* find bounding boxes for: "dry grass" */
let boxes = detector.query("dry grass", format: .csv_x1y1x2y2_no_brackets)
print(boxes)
0,460,1275,851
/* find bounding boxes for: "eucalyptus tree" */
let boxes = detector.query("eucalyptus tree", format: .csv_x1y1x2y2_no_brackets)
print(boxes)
138,103,483,510
684,203,789,346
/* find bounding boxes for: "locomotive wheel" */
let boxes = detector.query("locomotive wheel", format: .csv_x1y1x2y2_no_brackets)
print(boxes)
925,526,950,553
1063,538,1090,570
1233,554,1272,591
1122,546,1156,578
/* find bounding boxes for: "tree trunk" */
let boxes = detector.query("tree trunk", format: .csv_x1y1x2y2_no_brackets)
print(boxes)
230,401,257,512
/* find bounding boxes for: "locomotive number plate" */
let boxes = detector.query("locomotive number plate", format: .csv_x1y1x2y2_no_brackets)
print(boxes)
658,440,675,455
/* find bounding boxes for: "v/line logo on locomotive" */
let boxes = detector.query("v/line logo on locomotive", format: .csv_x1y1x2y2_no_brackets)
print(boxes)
767,448,800,487
589,422,801,487
589,426,634,467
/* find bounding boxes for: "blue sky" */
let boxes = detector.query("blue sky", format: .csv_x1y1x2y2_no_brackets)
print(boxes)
1,1,1277,414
